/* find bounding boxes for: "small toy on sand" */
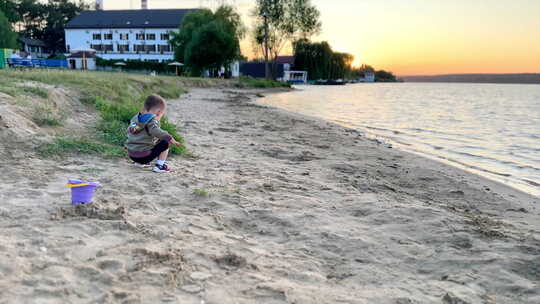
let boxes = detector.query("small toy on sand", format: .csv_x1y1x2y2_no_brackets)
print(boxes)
66,179,100,205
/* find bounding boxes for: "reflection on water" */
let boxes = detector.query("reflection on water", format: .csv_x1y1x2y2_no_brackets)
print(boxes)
259,83,540,197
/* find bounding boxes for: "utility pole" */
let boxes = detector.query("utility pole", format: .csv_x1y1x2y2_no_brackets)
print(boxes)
262,10,270,80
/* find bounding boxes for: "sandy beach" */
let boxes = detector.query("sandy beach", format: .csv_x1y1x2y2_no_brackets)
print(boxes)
1,86,539,304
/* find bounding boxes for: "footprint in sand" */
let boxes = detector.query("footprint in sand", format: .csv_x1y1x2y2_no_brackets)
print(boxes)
97,259,124,272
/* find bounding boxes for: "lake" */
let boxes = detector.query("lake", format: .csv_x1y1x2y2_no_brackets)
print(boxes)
259,83,540,197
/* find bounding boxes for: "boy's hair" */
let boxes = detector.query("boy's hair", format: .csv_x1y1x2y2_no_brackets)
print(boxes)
144,95,166,111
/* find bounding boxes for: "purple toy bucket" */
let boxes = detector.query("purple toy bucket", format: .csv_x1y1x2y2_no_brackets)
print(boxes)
67,179,100,205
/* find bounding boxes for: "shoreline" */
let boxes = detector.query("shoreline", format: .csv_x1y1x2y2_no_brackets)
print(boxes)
259,84,540,198
255,88,537,202
1,86,539,303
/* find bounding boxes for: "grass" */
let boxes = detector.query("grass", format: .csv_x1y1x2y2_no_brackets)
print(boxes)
38,137,125,158
0,69,287,159
192,188,210,197
32,105,63,126
21,86,49,98
0,70,188,156
236,76,291,89
0,79,49,98
0,86,20,97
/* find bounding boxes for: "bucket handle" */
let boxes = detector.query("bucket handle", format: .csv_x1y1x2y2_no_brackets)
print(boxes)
66,183,90,188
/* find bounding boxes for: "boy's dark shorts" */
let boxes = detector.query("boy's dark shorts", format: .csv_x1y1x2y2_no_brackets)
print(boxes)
130,140,170,164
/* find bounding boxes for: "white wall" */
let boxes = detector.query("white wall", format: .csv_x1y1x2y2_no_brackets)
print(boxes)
230,61,240,78
65,28,178,62
68,58,96,70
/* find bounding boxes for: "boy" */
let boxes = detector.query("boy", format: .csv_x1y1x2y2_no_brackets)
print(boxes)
125,95,182,173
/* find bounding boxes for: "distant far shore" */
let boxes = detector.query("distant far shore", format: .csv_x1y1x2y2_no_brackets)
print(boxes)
400,73,540,84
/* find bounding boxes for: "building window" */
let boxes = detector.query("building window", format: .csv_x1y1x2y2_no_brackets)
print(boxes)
118,44,129,53
136,33,145,40
103,44,113,52
134,44,145,52
92,33,101,40
146,34,156,40
104,33,113,40
119,33,129,40
90,44,103,51
160,33,170,40
144,44,156,53
158,45,171,53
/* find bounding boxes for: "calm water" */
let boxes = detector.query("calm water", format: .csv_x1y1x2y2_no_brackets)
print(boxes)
259,83,540,197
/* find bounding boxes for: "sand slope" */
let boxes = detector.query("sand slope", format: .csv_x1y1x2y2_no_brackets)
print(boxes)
0,88,538,304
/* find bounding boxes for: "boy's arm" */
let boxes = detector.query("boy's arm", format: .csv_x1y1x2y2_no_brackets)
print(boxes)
147,120,173,142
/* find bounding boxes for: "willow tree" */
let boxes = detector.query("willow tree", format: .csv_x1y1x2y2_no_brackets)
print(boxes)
252,0,321,78
170,5,245,76
293,39,355,80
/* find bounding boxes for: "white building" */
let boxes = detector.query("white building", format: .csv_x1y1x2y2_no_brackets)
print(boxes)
18,37,50,58
283,71,308,84
359,71,375,82
65,9,197,63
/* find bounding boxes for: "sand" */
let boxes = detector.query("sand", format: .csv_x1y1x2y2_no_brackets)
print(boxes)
0,87,539,304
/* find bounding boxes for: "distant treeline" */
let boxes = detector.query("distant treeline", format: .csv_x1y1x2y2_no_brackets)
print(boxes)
402,73,540,84
293,39,397,81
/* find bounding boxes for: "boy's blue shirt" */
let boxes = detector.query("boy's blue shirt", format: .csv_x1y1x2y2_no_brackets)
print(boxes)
138,113,155,123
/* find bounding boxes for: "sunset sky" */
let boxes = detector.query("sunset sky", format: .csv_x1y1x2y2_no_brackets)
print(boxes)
102,0,540,75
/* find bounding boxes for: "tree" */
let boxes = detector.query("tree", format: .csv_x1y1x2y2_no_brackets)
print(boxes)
0,9,17,49
252,0,321,78
170,5,244,76
8,0,88,54
293,39,354,80
43,0,89,54
0,0,19,23
375,70,397,82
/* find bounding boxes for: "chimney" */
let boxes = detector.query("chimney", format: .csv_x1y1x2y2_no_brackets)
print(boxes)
141,0,148,9
96,0,103,10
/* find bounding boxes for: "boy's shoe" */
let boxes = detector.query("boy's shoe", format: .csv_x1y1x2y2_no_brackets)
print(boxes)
133,162,151,168
153,163,171,173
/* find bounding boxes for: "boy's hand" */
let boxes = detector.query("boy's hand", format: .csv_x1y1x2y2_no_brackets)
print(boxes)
170,139,183,147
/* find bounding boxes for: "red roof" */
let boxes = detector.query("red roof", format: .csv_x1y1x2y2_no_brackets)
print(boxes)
275,56,295,65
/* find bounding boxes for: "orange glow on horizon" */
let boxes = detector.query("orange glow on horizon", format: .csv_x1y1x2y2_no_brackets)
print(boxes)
104,0,540,75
